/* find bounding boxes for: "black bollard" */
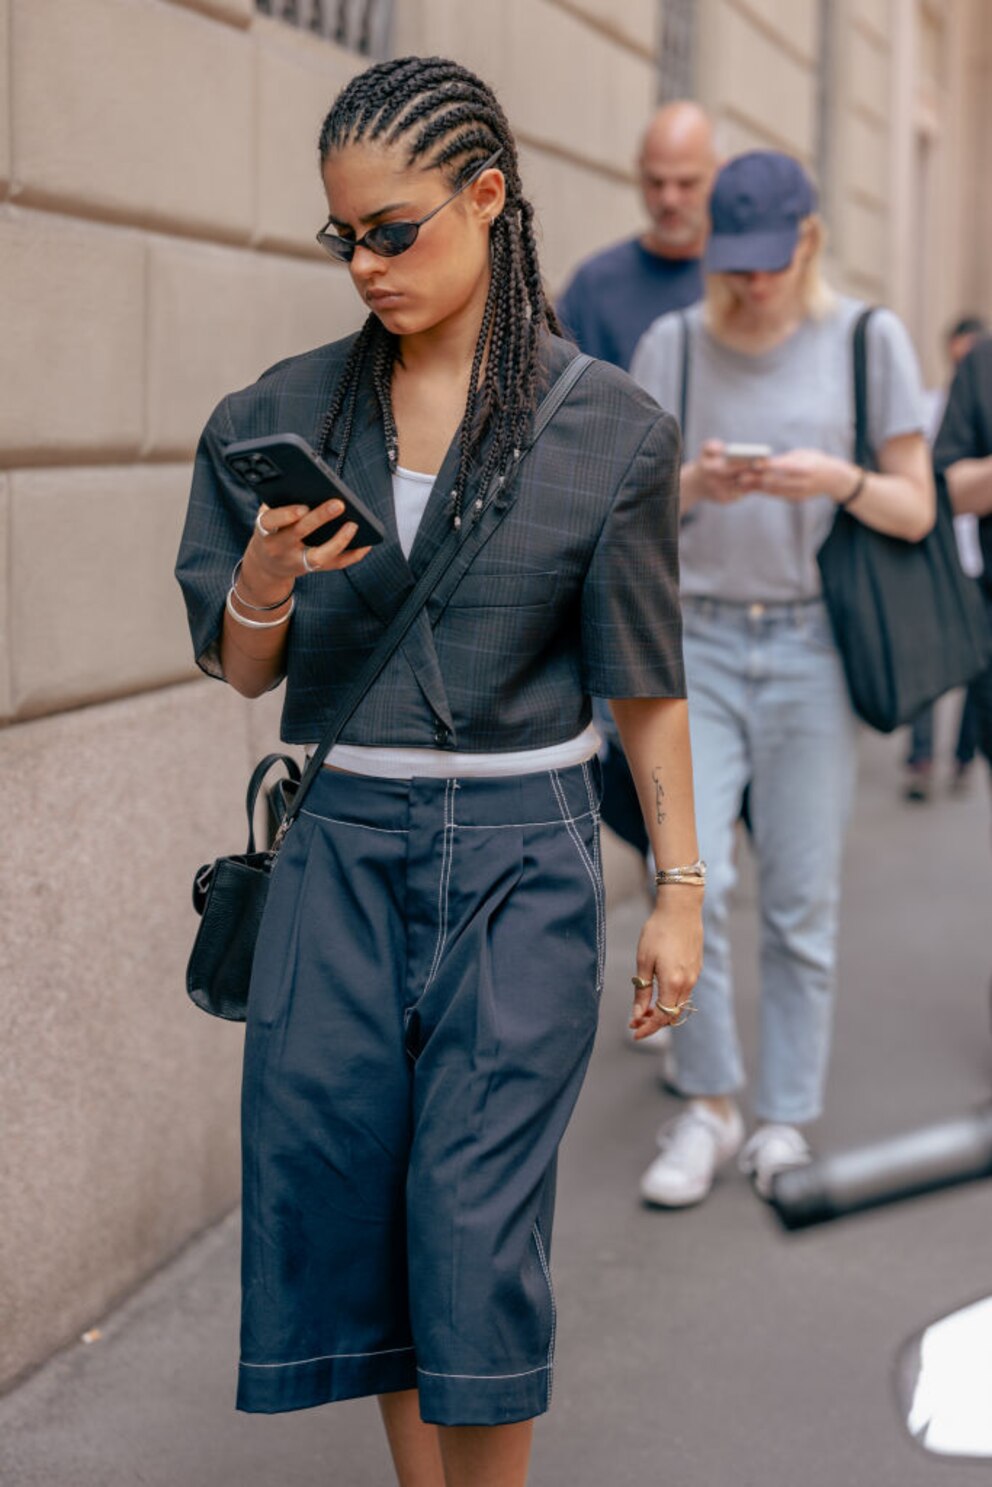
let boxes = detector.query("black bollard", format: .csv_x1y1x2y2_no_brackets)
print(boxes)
771,1107,992,1230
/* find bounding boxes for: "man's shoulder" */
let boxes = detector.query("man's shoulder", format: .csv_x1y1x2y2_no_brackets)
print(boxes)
633,300,699,360
564,237,645,291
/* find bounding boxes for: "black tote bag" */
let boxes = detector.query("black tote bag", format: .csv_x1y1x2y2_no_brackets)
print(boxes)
816,309,992,733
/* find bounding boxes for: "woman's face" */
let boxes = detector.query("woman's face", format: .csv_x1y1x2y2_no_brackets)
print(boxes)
720,225,813,317
320,142,505,339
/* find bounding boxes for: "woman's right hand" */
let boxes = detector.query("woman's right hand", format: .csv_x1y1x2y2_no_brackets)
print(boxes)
684,439,768,509
239,498,372,603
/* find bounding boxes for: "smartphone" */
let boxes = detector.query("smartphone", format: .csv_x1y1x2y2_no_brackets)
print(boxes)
724,442,772,465
223,433,386,548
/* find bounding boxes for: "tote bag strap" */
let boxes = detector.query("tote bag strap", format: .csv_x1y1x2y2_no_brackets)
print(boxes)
852,306,877,469
274,351,594,845
679,310,691,436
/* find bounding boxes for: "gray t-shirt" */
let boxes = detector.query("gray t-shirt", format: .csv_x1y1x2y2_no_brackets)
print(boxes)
630,296,926,602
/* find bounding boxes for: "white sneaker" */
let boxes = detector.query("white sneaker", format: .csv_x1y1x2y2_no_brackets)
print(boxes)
737,1124,812,1200
640,1102,744,1208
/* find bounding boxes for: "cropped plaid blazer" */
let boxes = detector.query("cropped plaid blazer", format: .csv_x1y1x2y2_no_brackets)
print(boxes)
175,332,685,751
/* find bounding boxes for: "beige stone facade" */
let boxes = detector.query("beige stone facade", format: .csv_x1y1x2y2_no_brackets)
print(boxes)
694,0,992,381
1,0,989,1391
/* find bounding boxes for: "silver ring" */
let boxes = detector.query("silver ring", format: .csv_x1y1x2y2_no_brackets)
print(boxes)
301,546,318,575
255,509,273,539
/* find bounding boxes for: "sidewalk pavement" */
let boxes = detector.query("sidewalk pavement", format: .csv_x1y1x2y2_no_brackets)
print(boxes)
1,714,990,1487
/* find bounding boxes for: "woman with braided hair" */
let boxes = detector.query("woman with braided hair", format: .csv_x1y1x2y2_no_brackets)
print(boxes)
177,54,700,1486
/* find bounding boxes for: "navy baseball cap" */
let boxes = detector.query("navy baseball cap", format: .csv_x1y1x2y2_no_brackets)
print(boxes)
704,150,817,274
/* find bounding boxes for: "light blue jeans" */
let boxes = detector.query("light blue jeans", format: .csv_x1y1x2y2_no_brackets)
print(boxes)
672,597,858,1124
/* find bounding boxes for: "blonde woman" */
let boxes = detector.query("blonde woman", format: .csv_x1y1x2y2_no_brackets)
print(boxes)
631,151,934,1207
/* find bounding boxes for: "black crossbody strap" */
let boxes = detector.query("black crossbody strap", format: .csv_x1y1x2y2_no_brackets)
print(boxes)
274,352,594,844
679,310,691,436
853,306,876,470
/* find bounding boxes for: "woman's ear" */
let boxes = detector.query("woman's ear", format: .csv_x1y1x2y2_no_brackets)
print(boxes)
796,217,818,267
472,164,506,225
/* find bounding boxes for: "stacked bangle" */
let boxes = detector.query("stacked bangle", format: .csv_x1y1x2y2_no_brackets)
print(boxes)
655,859,707,888
231,559,293,612
226,589,295,629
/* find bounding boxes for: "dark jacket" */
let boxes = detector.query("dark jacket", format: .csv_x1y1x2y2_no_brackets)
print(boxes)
175,332,684,750
934,336,992,589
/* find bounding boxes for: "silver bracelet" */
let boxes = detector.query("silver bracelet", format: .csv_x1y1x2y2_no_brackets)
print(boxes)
225,588,295,630
655,859,707,888
230,559,293,612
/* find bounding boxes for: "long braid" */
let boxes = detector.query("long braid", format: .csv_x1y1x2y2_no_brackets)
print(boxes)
317,57,558,527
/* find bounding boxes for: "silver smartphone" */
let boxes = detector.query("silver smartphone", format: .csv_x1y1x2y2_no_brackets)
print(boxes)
723,442,772,464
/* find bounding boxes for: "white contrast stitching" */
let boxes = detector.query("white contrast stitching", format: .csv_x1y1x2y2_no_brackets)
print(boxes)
241,1345,415,1369
447,811,597,830
549,771,606,993
532,1221,557,1408
300,810,406,835
581,762,607,992
416,1364,550,1381
302,810,597,832
422,778,456,997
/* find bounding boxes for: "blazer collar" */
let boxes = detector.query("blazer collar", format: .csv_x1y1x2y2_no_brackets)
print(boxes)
327,368,475,608
323,333,566,614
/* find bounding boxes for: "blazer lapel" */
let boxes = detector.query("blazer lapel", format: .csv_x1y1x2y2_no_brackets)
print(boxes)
328,379,455,729
331,397,415,625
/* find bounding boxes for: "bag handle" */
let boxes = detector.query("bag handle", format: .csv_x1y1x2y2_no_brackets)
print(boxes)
271,351,594,849
853,306,876,470
244,753,301,854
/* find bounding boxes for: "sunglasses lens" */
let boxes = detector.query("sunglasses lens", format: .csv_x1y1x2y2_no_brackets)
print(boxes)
367,223,419,257
317,231,354,263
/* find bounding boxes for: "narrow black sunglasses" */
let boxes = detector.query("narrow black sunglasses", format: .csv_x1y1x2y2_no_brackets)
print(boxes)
316,149,502,263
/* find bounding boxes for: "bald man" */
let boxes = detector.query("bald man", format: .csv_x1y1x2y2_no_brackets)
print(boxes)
560,103,717,875
558,101,717,371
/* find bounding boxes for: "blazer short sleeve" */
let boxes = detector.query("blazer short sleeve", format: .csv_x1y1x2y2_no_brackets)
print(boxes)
175,394,266,682
580,409,686,699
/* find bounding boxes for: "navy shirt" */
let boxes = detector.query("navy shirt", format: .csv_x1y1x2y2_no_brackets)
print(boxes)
558,238,703,371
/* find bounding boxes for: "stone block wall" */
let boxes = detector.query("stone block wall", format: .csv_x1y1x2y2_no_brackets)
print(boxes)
0,0,650,1393
694,0,992,378
696,0,889,303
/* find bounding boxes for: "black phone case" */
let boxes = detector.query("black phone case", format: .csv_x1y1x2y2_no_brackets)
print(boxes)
223,432,386,548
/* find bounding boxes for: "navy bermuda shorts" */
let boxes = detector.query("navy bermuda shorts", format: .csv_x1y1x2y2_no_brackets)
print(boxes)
237,759,606,1427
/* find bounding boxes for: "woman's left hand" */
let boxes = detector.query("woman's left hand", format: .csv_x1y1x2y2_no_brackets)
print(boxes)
629,890,704,1039
758,448,854,503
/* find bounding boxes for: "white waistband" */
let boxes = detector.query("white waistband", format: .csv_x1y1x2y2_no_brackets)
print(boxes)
314,723,601,780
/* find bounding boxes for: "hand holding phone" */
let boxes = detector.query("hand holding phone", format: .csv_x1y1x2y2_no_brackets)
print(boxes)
693,438,768,506
723,442,772,466
223,433,386,549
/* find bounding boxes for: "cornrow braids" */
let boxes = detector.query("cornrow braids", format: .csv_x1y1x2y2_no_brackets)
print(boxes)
317,56,561,529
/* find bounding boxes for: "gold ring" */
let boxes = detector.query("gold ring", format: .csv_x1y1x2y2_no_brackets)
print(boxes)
658,999,698,1026
631,975,653,990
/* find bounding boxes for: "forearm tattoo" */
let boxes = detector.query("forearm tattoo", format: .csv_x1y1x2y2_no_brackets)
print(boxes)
651,765,666,825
